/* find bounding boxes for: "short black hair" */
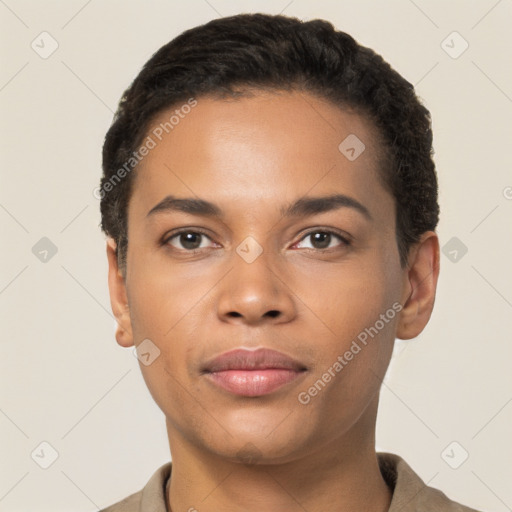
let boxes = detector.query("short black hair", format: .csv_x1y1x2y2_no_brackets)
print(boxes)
99,13,439,274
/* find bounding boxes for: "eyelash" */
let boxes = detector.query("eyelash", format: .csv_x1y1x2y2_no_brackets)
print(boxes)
161,227,352,253
161,228,216,253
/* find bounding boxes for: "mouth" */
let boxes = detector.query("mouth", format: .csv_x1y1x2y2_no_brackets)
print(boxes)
202,348,308,397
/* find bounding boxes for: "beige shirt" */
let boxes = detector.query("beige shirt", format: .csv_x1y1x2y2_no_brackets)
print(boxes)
100,452,480,511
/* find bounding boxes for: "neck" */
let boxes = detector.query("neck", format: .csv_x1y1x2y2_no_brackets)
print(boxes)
165,398,392,512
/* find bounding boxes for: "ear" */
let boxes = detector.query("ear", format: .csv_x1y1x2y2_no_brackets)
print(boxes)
106,237,134,347
396,231,440,340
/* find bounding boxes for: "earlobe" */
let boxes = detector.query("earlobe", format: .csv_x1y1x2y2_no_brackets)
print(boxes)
106,237,134,348
396,231,440,340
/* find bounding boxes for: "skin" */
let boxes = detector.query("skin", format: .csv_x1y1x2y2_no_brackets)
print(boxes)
106,90,440,512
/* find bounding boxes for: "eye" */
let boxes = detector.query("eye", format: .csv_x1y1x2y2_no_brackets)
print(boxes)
292,230,351,251
163,230,217,251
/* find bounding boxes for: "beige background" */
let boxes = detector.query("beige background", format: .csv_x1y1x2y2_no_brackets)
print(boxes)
1,1,511,511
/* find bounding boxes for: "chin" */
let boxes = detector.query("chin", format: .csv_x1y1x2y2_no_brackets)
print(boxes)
206,429,312,466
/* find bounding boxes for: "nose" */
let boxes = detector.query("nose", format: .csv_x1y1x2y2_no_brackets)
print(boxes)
216,247,297,326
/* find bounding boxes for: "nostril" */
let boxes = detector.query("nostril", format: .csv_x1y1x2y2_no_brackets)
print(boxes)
226,310,280,319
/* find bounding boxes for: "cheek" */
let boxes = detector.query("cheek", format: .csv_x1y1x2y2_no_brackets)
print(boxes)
294,255,400,398
126,254,211,399
127,249,205,340
137,357,203,435
295,256,398,347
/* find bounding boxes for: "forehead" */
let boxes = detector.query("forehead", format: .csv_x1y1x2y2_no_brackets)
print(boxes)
128,90,393,226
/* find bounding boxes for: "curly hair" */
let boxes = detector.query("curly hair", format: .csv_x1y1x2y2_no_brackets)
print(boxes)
100,13,439,274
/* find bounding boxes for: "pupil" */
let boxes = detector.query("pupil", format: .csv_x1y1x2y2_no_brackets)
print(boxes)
312,232,330,249
181,233,201,249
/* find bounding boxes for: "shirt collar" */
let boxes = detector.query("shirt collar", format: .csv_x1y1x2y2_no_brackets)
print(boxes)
134,452,471,512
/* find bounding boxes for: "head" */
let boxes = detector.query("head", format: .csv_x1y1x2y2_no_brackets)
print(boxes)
100,14,440,464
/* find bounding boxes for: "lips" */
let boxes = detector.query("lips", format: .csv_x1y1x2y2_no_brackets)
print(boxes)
202,348,308,397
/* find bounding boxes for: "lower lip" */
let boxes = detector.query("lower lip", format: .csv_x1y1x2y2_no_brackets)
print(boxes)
205,369,305,397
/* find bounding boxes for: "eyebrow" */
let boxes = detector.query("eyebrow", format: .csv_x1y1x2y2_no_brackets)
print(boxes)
146,193,372,221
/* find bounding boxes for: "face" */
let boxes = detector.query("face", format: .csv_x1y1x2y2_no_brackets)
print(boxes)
107,90,435,465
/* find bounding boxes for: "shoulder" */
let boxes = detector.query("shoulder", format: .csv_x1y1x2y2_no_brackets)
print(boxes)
378,452,482,512
98,462,172,512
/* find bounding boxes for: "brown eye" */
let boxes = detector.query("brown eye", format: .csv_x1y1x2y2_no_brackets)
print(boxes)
294,230,350,250
309,232,332,249
164,230,215,251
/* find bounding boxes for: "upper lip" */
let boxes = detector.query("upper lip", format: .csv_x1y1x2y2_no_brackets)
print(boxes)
202,348,308,372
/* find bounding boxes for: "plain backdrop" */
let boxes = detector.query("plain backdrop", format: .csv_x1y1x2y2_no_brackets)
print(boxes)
1,1,511,511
